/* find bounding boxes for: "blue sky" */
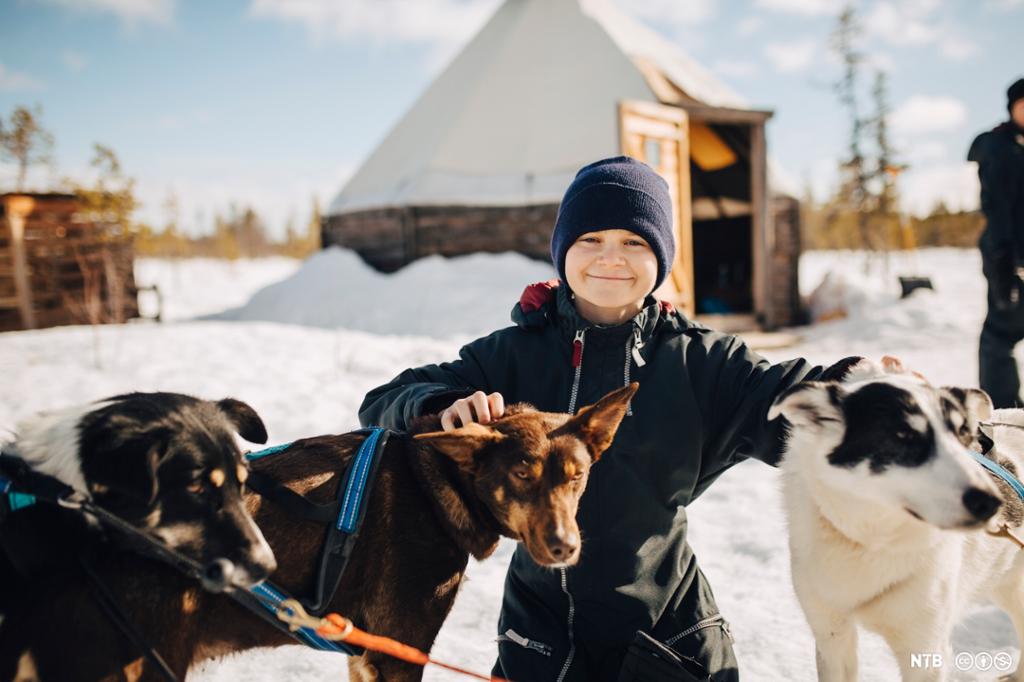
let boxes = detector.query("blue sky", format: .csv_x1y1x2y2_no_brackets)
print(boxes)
1,0,1022,238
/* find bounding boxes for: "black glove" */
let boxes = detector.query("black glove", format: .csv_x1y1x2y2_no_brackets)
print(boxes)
990,249,1022,311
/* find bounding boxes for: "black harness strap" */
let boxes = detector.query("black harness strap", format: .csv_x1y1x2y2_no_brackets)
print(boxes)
79,550,180,682
305,428,391,615
245,428,392,616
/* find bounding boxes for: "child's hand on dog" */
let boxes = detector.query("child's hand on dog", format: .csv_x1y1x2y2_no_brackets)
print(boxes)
441,391,506,431
882,355,929,383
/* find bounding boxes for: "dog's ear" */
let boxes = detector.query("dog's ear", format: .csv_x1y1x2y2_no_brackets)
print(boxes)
561,383,638,461
767,382,844,429
941,386,994,423
217,398,268,444
414,423,506,467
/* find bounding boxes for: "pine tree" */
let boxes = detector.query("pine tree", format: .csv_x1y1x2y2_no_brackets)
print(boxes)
0,104,55,191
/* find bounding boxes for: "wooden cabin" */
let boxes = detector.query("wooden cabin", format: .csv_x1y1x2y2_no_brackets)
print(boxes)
323,0,803,329
0,193,138,332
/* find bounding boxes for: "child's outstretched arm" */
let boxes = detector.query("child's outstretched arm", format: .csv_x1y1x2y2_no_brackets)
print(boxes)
689,332,860,475
358,334,499,431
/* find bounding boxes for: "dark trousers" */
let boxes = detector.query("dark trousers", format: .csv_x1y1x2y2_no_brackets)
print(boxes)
980,254,1024,408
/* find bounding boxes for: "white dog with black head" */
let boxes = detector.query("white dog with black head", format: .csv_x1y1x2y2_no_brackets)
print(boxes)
769,358,1024,681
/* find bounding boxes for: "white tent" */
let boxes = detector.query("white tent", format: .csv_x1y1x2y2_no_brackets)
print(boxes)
327,0,753,216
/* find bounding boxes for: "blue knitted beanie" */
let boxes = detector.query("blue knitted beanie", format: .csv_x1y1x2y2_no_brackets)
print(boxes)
550,156,674,293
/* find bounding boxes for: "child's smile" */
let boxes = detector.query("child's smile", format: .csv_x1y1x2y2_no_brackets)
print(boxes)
564,229,659,325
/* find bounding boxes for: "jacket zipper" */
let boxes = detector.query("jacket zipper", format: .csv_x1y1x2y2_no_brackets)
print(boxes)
558,322,644,678
664,614,733,647
497,629,553,656
555,567,577,682
567,329,586,414
623,325,645,417
558,333,586,680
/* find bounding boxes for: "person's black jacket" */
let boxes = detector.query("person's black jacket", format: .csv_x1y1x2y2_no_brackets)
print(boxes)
359,281,825,680
969,122,1024,304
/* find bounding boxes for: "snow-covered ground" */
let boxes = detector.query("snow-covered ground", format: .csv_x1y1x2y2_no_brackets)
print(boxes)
0,248,1015,681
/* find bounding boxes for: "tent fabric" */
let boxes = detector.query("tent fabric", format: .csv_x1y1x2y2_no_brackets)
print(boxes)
327,0,755,216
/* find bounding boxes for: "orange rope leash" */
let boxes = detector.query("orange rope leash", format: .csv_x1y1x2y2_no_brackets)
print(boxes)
276,599,508,682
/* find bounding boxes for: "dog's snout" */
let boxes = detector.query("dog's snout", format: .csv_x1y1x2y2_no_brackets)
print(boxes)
546,526,580,562
201,558,235,593
250,544,277,580
962,487,1001,521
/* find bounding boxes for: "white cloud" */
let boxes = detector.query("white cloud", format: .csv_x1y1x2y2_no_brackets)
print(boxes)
736,16,763,36
753,0,835,16
904,139,948,162
61,50,88,72
615,0,715,33
247,0,500,48
890,95,967,135
764,40,816,73
712,59,758,79
0,63,45,91
864,1,977,62
939,35,977,61
899,162,979,216
988,0,1023,9
35,0,174,26
864,52,895,72
865,2,938,45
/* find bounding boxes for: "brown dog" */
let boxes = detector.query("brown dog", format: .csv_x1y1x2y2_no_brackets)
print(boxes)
0,384,637,681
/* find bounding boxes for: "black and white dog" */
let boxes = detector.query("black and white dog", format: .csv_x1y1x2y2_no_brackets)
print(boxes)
1,392,277,597
769,359,1024,682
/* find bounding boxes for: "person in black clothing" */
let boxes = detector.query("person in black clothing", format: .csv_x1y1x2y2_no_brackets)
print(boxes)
970,77,1024,408
359,157,852,681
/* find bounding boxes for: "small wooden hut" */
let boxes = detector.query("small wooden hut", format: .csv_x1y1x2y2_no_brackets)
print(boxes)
0,193,139,333
323,0,804,329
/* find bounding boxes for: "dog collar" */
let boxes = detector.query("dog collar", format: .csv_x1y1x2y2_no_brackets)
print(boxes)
966,448,1024,503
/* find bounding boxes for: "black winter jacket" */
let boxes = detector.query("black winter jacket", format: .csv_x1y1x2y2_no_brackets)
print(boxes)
969,122,1024,262
359,282,824,680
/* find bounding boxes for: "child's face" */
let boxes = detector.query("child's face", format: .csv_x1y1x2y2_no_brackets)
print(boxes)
564,229,658,315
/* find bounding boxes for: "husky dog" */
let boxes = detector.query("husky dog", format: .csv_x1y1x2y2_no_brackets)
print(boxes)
769,359,1024,681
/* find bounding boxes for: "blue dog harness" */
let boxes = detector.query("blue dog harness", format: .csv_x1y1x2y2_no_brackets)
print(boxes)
973,421,1024,503
240,426,391,654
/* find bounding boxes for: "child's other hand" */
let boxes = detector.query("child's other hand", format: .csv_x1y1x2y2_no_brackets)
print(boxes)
440,391,506,431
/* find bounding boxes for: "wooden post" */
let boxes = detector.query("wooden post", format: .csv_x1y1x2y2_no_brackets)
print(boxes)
750,122,769,328
618,100,695,316
6,195,37,330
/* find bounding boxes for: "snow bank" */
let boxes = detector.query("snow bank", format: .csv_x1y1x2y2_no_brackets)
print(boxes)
209,247,556,337
134,257,302,322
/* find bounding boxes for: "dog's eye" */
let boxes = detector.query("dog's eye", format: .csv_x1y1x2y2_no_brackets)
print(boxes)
895,430,914,442
571,471,584,481
513,470,530,480
186,480,205,495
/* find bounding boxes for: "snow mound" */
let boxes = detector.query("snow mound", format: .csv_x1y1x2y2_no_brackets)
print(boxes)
799,249,985,348
209,247,555,338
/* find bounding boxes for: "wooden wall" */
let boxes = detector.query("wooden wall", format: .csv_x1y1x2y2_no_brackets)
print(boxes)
0,194,138,333
766,195,803,329
322,204,558,273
